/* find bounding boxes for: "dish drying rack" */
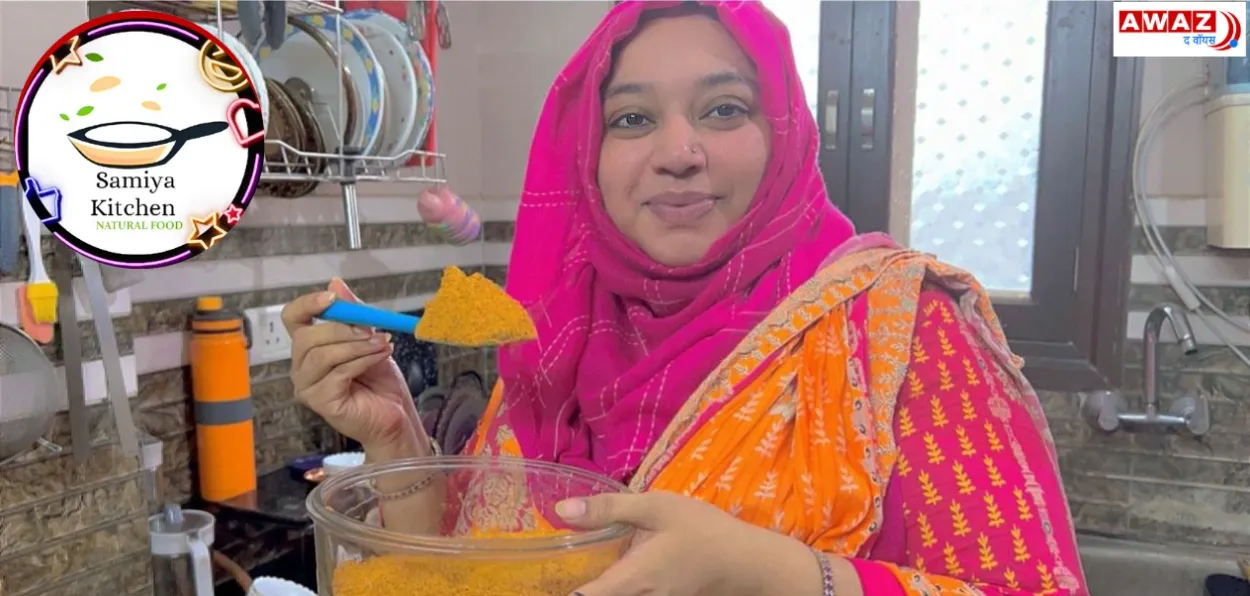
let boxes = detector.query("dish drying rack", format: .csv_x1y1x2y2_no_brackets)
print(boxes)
101,0,450,250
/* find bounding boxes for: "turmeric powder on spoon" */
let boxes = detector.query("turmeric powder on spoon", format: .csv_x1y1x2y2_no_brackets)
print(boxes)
416,266,537,347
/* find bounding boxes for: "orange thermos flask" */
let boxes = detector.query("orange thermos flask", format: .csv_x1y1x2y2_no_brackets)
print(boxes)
189,296,256,502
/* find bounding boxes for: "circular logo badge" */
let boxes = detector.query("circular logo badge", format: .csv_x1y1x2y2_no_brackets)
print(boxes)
13,10,265,269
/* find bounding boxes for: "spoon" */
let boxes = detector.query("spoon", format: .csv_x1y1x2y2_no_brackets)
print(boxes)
317,266,536,348
317,300,532,348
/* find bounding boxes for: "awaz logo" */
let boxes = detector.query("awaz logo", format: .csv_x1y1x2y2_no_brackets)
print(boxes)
1213,10,1245,51
1117,5,1245,52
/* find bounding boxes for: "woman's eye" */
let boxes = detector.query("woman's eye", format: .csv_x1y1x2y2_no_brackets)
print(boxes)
610,112,651,129
707,103,747,119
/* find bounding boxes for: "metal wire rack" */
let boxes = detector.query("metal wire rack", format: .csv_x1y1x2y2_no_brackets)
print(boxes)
262,141,447,184
93,0,450,249
114,0,342,20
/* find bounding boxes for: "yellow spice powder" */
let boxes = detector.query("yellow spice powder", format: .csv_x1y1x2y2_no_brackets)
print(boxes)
331,530,617,596
415,266,537,347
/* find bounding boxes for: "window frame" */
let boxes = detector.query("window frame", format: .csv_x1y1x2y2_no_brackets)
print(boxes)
818,1,1143,392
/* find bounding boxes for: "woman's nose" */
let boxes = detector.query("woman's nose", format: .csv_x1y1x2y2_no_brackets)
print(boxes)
652,118,706,178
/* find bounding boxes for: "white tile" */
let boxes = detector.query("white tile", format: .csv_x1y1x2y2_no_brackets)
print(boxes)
435,6,485,198
1138,197,1206,228
0,355,139,420
1139,58,1209,198
479,52,557,199
128,242,513,304
478,2,609,55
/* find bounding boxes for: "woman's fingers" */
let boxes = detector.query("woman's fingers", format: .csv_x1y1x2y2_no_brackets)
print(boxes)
289,315,372,371
301,346,395,405
557,492,677,531
282,290,336,360
283,279,364,368
293,332,392,395
328,277,361,302
281,290,335,329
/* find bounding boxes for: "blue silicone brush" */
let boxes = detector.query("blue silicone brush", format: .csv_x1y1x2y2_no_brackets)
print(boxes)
320,301,422,336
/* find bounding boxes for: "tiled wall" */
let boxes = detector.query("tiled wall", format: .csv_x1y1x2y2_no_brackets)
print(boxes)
0,2,608,594
1044,57,1250,548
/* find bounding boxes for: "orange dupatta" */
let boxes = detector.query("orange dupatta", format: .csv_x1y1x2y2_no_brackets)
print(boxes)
470,246,1056,560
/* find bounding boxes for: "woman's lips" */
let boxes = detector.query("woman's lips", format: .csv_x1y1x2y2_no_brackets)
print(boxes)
645,192,717,226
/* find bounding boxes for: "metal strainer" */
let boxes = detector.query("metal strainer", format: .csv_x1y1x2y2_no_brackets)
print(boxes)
0,321,61,465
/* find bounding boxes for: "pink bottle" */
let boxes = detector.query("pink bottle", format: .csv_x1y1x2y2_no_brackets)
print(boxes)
417,185,482,246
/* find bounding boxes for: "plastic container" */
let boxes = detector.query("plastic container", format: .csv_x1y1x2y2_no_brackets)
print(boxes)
307,456,633,596
247,577,317,596
321,452,365,477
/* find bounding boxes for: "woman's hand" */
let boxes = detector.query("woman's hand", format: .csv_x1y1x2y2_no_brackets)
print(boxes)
557,491,823,596
281,279,423,454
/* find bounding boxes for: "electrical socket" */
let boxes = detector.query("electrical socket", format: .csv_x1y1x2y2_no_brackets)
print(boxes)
246,304,291,364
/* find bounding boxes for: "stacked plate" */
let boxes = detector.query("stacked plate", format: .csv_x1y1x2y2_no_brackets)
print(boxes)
204,7,437,197
256,11,435,160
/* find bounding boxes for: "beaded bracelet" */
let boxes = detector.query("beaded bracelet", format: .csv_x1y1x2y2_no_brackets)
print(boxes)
368,472,438,501
366,437,443,501
813,549,835,596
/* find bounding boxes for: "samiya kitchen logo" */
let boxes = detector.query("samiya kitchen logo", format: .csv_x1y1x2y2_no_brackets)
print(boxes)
13,9,266,269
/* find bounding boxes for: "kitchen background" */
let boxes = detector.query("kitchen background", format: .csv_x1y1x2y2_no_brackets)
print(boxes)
0,1,1245,595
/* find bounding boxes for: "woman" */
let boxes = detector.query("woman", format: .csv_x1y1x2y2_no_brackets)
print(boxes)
281,2,1087,594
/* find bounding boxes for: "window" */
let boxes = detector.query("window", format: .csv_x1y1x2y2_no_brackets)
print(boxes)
771,1,1143,392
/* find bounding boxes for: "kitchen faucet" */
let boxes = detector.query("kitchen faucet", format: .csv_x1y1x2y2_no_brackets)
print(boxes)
1082,303,1210,436
1139,303,1198,418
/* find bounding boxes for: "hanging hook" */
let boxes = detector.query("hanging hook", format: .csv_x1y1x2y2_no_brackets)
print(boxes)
436,2,452,49
408,1,428,43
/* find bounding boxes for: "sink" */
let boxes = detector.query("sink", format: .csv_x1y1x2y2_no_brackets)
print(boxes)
1079,534,1241,595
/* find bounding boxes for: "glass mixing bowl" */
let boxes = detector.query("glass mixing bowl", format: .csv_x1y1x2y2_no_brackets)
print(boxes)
306,456,633,596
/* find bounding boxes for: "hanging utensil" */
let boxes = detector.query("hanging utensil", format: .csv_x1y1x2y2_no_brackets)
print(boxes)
17,195,55,344
52,244,91,464
0,321,62,466
236,0,264,49
79,256,139,458
436,1,451,49
263,0,288,51
408,1,428,42
0,185,20,277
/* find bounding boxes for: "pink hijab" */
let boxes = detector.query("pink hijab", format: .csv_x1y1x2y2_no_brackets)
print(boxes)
497,0,856,483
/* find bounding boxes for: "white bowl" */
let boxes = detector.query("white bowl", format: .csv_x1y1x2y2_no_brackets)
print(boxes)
321,452,365,477
247,577,316,596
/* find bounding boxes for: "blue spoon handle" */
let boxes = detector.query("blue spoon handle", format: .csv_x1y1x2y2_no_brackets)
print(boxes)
319,301,421,335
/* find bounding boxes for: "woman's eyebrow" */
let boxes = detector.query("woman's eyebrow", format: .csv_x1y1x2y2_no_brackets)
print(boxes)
698,71,755,92
604,81,647,100
604,70,755,101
